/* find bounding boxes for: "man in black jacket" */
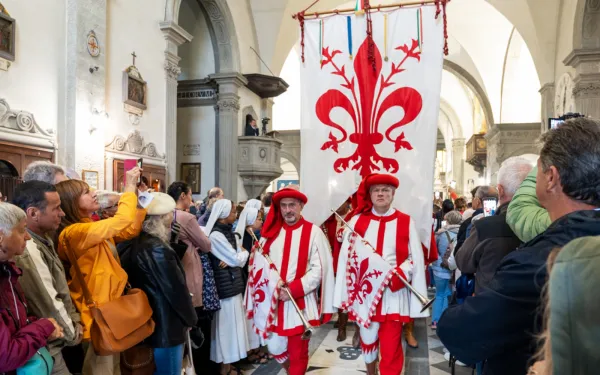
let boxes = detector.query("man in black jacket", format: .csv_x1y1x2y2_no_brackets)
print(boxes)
454,186,497,252
245,118,260,136
455,156,532,294
437,117,600,375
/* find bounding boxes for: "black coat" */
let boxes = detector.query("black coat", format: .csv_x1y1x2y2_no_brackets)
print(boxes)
437,209,600,375
245,124,259,136
455,204,522,294
119,232,198,348
454,208,483,253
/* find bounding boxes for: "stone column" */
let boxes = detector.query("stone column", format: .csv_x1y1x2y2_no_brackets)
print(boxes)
160,21,192,185
539,83,555,133
451,138,466,195
485,123,541,184
210,72,248,200
564,49,600,119
62,0,107,188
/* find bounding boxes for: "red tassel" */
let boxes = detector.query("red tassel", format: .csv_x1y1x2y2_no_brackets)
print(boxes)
298,12,306,63
442,0,449,55
364,0,376,71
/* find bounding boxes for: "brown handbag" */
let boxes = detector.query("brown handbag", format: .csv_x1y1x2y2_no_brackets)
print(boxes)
120,345,156,375
63,235,155,356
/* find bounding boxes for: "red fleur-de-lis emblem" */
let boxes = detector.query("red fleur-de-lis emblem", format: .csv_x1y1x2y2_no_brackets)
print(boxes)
316,38,423,177
251,267,268,307
347,252,382,305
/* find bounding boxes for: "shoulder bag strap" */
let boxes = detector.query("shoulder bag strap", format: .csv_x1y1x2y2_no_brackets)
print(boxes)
61,228,96,307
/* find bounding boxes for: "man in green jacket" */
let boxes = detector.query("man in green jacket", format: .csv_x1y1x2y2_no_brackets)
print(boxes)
13,181,82,375
506,166,551,242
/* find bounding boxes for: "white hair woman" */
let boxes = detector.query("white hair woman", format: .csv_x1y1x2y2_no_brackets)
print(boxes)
119,193,197,375
206,199,250,375
0,202,64,373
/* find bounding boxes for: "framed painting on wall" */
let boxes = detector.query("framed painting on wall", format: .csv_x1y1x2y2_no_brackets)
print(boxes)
122,66,147,110
181,163,201,194
82,170,99,190
0,10,16,62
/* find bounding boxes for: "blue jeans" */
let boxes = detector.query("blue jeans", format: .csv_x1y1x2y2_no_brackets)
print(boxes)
154,344,184,375
432,275,452,323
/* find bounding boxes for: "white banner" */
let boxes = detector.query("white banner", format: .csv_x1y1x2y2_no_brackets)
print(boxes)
300,7,444,246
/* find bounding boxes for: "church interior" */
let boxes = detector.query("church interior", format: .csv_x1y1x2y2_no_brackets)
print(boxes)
1,0,599,374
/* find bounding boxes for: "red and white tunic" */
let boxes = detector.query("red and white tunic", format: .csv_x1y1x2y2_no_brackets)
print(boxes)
334,208,429,322
258,217,335,336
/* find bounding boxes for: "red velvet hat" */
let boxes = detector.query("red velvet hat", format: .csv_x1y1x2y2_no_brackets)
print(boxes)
345,173,399,221
261,188,308,238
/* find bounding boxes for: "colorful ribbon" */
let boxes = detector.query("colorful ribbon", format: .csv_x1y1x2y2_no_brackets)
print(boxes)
347,16,353,59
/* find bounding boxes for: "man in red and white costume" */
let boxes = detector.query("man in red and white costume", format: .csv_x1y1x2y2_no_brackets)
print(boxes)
253,187,335,375
334,173,429,375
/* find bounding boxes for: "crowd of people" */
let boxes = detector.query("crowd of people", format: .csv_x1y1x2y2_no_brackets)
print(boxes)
0,117,599,375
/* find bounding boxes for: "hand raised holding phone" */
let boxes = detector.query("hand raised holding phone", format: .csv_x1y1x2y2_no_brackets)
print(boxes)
125,167,142,193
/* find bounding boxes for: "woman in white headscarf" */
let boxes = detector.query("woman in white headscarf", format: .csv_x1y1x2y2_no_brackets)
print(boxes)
235,204,268,363
206,199,250,375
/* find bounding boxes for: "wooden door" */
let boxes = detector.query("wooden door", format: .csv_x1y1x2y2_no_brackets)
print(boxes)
112,159,167,192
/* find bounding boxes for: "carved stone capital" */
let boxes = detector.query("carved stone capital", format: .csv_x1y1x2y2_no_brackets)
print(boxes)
164,60,181,80
215,98,240,113
573,81,600,98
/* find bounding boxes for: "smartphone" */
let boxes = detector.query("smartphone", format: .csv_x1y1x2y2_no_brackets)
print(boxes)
136,158,143,184
124,158,143,185
483,198,498,217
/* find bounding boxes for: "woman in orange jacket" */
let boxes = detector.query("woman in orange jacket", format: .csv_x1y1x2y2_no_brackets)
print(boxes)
56,167,146,375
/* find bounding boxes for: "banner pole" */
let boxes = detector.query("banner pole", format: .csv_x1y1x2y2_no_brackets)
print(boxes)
293,0,448,19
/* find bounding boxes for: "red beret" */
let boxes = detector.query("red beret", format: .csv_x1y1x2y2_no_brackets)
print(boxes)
272,188,308,205
345,173,399,221
364,174,399,190
262,188,308,238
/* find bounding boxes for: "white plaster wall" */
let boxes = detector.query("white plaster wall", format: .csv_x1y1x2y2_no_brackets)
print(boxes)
178,0,215,80
273,47,301,131
553,0,578,82
445,35,487,97
0,0,66,133
250,0,286,75
105,0,166,154
500,31,541,123
225,0,261,74
177,106,216,196
441,71,475,139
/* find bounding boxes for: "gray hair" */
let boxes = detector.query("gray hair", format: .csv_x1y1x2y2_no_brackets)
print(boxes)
23,161,65,185
497,156,533,197
444,210,463,225
539,117,600,206
475,185,498,200
142,213,172,242
208,187,223,199
0,202,26,236
96,191,121,210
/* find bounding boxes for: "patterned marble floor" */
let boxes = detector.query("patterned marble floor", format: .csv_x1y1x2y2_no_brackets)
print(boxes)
238,316,475,375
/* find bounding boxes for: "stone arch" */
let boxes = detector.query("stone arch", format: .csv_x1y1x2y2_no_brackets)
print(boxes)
574,0,600,50
443,60,495,130
164,0,241,72
280,150,301,175
439,98,463,139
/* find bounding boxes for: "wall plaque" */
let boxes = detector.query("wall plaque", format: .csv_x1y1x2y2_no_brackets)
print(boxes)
183,144,201,156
